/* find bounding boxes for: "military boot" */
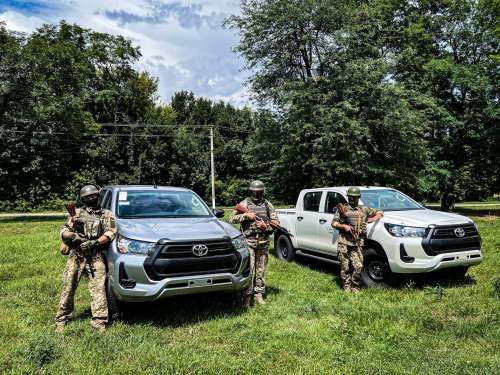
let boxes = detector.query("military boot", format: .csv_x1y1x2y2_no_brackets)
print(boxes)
254,293,266,305
55,322,65,333
92,323,107,332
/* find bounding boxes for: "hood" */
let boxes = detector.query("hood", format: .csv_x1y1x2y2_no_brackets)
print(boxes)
381,208,472,227
116,217,241,243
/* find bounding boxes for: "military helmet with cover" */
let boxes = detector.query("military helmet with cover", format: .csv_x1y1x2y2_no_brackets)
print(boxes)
347,186,361,197
80,185,99,198
249,180,265,191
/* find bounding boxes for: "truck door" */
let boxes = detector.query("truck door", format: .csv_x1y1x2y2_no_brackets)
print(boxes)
296,191,323,250
315,191,347,255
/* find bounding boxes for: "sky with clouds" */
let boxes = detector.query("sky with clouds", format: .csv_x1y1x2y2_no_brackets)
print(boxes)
0,0,251,107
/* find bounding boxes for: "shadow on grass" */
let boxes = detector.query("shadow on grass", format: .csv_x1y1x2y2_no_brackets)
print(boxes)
0,215,65,223
103,292,247,327
427,207,500,217
283,252,476,290
454,208,500,217
400,271,477,289
293,255,343,289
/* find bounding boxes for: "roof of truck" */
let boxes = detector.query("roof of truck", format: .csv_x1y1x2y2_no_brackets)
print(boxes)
104,185,191,192
303,186,392,192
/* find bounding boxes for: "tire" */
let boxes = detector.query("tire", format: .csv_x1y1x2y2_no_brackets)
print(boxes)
231,290,248,309
106,277,123,321
275,234,295,261
361,247,394,288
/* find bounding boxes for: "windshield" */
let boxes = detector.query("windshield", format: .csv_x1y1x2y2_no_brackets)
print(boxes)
116,190,212,218
360,189,423,211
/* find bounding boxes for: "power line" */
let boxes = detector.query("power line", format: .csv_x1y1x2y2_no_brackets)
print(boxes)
100,123,256,134
1,130,209,139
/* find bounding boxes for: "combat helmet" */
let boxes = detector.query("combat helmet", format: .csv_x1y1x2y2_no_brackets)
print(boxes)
249,180,265,191
347,186,361,197
80,185,99,198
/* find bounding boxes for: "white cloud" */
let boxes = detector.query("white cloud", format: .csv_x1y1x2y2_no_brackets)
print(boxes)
0,0,250,107
0,10,46,33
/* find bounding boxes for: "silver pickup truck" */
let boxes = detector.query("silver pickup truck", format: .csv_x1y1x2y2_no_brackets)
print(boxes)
98,185,251,317
275,186,482,287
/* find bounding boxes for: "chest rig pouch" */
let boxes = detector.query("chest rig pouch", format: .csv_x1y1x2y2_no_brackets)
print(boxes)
77,209,103,240
344,207,367,237
242,198,272,238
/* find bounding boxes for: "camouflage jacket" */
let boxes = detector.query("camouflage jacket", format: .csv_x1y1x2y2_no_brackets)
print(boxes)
61,207,117,249
228,198,279,240
331,204,379,246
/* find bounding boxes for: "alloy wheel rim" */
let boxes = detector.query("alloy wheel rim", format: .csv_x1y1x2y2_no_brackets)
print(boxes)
368,260,387,281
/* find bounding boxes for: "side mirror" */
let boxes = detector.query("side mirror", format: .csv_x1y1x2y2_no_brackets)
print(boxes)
213,208,225,218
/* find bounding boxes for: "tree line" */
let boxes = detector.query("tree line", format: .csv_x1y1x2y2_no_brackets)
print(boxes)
0,0,498,210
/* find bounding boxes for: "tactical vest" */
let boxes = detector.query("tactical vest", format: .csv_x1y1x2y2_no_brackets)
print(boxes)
241,198,271,238
342,205,367,238
75,208,106,240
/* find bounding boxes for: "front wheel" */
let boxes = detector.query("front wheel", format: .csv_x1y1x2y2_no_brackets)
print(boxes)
361,247,394,288
106,277,123,321
275,234,295,261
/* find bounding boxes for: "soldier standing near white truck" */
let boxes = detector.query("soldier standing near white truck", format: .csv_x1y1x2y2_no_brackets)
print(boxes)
274,186,482,288
331,187,384,292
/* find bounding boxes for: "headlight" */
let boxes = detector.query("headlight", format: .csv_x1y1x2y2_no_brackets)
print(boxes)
232,236,248,251
117,235,156,255
384,223,426,238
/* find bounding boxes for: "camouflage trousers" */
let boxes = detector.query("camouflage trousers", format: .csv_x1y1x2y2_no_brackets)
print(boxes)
55,251,108,328
337,243,364,290
244,239,269,296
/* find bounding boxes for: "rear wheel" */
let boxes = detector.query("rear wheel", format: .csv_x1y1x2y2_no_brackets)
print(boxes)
275,234,295,261
361,247,393,288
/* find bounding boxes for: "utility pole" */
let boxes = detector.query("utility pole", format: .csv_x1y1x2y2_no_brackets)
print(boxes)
209,126,216,209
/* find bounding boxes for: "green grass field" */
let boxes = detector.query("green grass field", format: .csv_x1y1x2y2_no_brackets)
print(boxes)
0,213,499,374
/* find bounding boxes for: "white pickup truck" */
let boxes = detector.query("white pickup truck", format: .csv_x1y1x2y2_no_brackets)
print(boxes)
275,187,482,287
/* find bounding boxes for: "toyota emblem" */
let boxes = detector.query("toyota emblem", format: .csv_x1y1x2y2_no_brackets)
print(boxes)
192,244,209,257
454,228,465,238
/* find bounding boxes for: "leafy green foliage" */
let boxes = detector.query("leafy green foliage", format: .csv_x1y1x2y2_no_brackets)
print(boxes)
1,0,499,211
228,0,499,201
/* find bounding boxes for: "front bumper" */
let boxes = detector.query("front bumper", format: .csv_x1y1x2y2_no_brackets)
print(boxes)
373,226,482,274
107,242,251,302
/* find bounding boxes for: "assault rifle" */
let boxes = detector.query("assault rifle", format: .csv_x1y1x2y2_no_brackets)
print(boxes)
336,203,359,242
64,201,95,278
234,203,294,237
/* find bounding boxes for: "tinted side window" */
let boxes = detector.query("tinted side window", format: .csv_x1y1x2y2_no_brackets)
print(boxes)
101,190,112,210
325,192,347,213
303,192,323,212
99,189,107,206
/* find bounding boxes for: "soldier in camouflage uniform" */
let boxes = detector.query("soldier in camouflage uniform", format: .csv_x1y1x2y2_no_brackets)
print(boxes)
55,185,117,332
229,180,279,305
331,187,384,292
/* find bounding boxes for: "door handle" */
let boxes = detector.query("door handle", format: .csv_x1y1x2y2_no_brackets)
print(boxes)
297,216,303,221
319,218,327,224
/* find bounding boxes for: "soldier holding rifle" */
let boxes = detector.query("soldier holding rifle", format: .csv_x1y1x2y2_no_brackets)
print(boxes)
55,185,116,332
229,180,280,306
331,187,384,293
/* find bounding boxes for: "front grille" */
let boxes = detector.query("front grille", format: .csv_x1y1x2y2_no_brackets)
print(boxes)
421,224,481,256
144,237,240,280
158,240,233,259
431,225,478,239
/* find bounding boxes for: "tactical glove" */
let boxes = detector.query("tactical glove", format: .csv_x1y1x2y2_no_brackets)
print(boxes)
80,240,98,254
69,232,84,246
